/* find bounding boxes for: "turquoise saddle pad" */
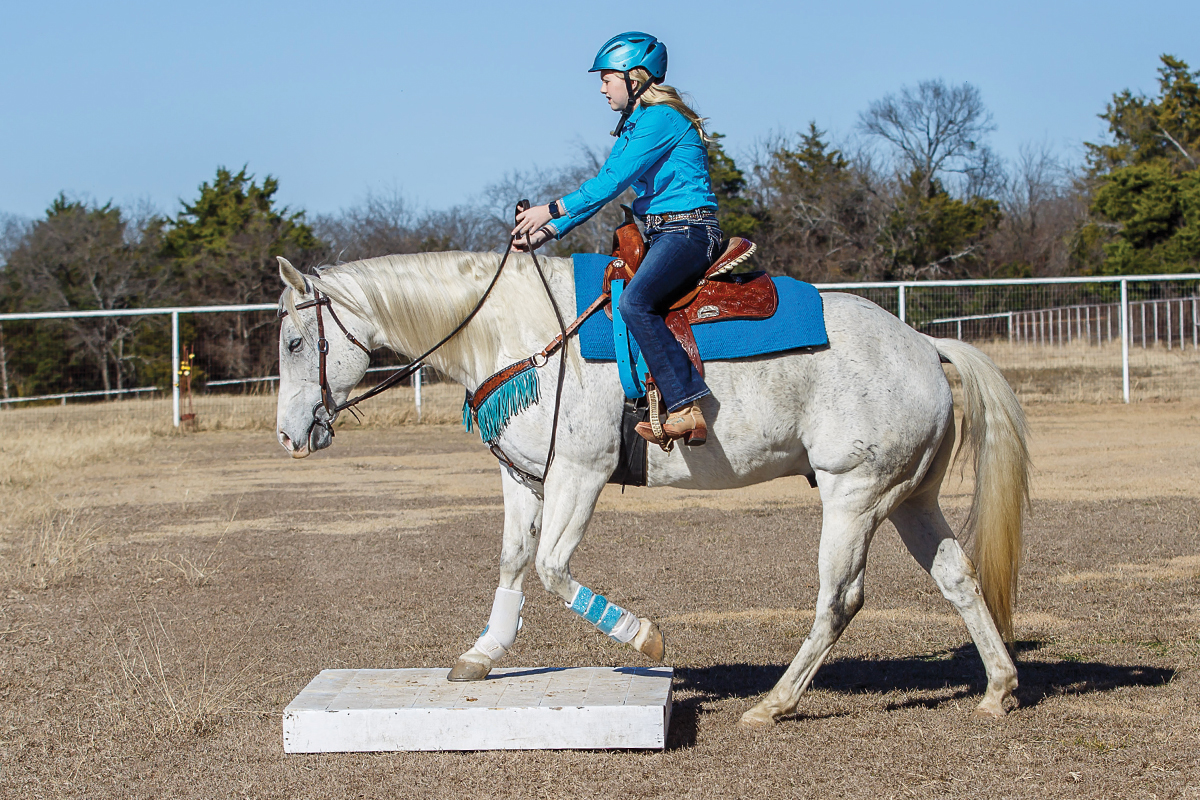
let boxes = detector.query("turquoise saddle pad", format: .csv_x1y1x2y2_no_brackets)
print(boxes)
571,253,828,362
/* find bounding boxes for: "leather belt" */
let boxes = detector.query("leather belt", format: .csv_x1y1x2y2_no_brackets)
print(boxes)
644,208,718,226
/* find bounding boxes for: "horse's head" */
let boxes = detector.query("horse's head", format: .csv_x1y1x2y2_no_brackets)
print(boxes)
275,257,373,458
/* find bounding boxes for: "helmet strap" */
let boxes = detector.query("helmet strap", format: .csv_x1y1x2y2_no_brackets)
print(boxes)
610,72,658,137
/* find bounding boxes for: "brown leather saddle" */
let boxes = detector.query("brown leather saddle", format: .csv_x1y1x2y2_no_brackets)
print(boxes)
602,208,777,378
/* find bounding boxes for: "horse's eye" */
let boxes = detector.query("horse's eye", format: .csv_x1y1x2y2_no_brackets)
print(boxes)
288,337,303,353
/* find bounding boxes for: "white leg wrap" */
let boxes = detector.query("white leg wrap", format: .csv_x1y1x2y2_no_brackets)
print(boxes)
567,585,641,644
473,587,524,662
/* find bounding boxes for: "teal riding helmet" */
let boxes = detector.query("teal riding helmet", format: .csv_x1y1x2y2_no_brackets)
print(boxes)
591,32,668,135
590,32,668,80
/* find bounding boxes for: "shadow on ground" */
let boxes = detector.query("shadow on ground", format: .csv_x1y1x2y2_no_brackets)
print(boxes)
666,642,1175,748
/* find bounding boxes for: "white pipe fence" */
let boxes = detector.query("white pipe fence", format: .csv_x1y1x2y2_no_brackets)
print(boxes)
927,298,1199,350
1,272,1198,420
0,385,158,405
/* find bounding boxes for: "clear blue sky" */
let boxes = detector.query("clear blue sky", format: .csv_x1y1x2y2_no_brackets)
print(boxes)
3,0,1198,221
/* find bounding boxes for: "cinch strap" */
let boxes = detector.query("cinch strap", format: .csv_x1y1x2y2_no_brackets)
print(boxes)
567,585,641,643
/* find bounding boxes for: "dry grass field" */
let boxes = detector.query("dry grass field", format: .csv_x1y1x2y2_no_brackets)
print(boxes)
975,340,1200,403
0,390,1197,798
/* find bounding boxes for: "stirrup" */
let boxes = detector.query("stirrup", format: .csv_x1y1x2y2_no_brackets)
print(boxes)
634,384,706,451
648,379,673,452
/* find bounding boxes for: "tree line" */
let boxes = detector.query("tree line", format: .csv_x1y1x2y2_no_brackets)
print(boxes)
1,55,1197,399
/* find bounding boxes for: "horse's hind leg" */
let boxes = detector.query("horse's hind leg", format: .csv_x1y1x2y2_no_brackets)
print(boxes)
889,492,1018,717
741,491,883,727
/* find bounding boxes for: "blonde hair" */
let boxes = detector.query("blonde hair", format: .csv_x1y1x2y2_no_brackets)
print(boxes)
628,67,711,145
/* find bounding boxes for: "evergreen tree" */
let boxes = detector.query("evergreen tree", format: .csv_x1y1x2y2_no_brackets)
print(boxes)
1085,56,1200,275
752,124,877,280
163,167,326,379
1088,55,1200,174
707,133,759,238
164,166,325,304
880,172,1002,279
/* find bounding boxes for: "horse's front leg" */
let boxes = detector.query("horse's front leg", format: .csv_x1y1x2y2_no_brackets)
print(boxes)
448,467,542,681
534,462,666,662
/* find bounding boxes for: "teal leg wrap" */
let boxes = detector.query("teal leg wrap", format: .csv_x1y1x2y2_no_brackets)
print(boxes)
567,585,641,643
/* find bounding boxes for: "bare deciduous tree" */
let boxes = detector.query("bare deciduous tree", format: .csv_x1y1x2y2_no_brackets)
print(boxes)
314,190,490,261
858,79,998,197
4,197,168,392
984,142,1086,276
483,143,635,256
1,212,30,270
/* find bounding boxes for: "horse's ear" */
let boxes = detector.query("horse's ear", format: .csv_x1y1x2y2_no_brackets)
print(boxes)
278,257,311,294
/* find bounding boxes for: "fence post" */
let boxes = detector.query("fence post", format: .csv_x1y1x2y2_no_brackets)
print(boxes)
898,284,906,324
414,365,423,422
1120,280,1130,404
172,311,181,427
0,322,8,404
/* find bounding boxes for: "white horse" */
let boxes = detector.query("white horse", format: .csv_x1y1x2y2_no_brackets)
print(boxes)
274,250,1029,725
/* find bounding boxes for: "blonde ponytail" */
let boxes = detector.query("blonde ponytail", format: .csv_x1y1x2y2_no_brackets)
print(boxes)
628,67,712,145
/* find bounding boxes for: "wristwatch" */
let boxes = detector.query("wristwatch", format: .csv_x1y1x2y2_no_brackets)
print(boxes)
548,200,563,219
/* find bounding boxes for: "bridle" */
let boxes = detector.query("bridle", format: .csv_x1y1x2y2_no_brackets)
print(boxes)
279,201,574,483
280,288,375,445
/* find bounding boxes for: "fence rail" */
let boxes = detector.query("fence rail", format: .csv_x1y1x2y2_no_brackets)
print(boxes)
2,273,1198,425
0,385,159,405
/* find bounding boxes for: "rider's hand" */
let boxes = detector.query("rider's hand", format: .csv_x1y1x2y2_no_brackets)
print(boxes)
513,204,553,238
511,227,554,252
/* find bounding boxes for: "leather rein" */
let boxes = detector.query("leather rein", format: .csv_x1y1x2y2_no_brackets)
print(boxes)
280,201,605,485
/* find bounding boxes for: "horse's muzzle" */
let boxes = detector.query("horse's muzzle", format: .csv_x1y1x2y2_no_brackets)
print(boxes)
278,430,311,458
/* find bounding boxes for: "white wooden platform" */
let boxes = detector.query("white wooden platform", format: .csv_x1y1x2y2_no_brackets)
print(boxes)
283,666,674,752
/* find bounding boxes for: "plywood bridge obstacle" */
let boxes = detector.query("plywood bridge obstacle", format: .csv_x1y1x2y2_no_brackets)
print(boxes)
283,666,673,752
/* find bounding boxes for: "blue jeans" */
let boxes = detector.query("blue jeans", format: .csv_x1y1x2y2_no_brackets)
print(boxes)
617,211,721,411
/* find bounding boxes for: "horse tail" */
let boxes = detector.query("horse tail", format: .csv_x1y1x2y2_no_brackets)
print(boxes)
929,337,1030,641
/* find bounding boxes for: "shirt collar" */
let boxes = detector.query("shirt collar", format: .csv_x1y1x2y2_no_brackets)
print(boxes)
623,104,647,134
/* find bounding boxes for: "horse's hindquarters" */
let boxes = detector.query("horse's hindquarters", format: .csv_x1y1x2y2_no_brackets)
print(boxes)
645,293,952,493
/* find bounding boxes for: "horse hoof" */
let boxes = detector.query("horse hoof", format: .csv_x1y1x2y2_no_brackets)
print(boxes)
633,618,666,662
739,706,776,728
972,702,1007,719
447,658,492,682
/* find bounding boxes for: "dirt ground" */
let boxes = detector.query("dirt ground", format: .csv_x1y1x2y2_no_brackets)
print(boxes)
0,402,1197,799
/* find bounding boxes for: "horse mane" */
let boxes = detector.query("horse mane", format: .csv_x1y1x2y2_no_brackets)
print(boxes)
287,251,573,376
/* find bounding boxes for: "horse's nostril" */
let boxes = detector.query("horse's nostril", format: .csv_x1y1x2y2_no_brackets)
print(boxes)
279,431,292,450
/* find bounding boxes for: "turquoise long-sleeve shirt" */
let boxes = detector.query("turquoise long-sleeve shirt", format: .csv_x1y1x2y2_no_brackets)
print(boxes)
551,104,717,239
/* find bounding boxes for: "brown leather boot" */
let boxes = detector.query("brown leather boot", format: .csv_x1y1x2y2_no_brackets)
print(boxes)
635,402,707,447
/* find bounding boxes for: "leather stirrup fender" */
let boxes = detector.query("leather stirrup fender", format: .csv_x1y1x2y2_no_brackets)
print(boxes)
665,310,704,378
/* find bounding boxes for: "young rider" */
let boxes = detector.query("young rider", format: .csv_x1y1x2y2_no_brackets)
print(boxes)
512,31,720,447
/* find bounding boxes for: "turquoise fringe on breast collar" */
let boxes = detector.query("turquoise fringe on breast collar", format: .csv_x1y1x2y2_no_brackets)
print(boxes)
463,366,541,444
